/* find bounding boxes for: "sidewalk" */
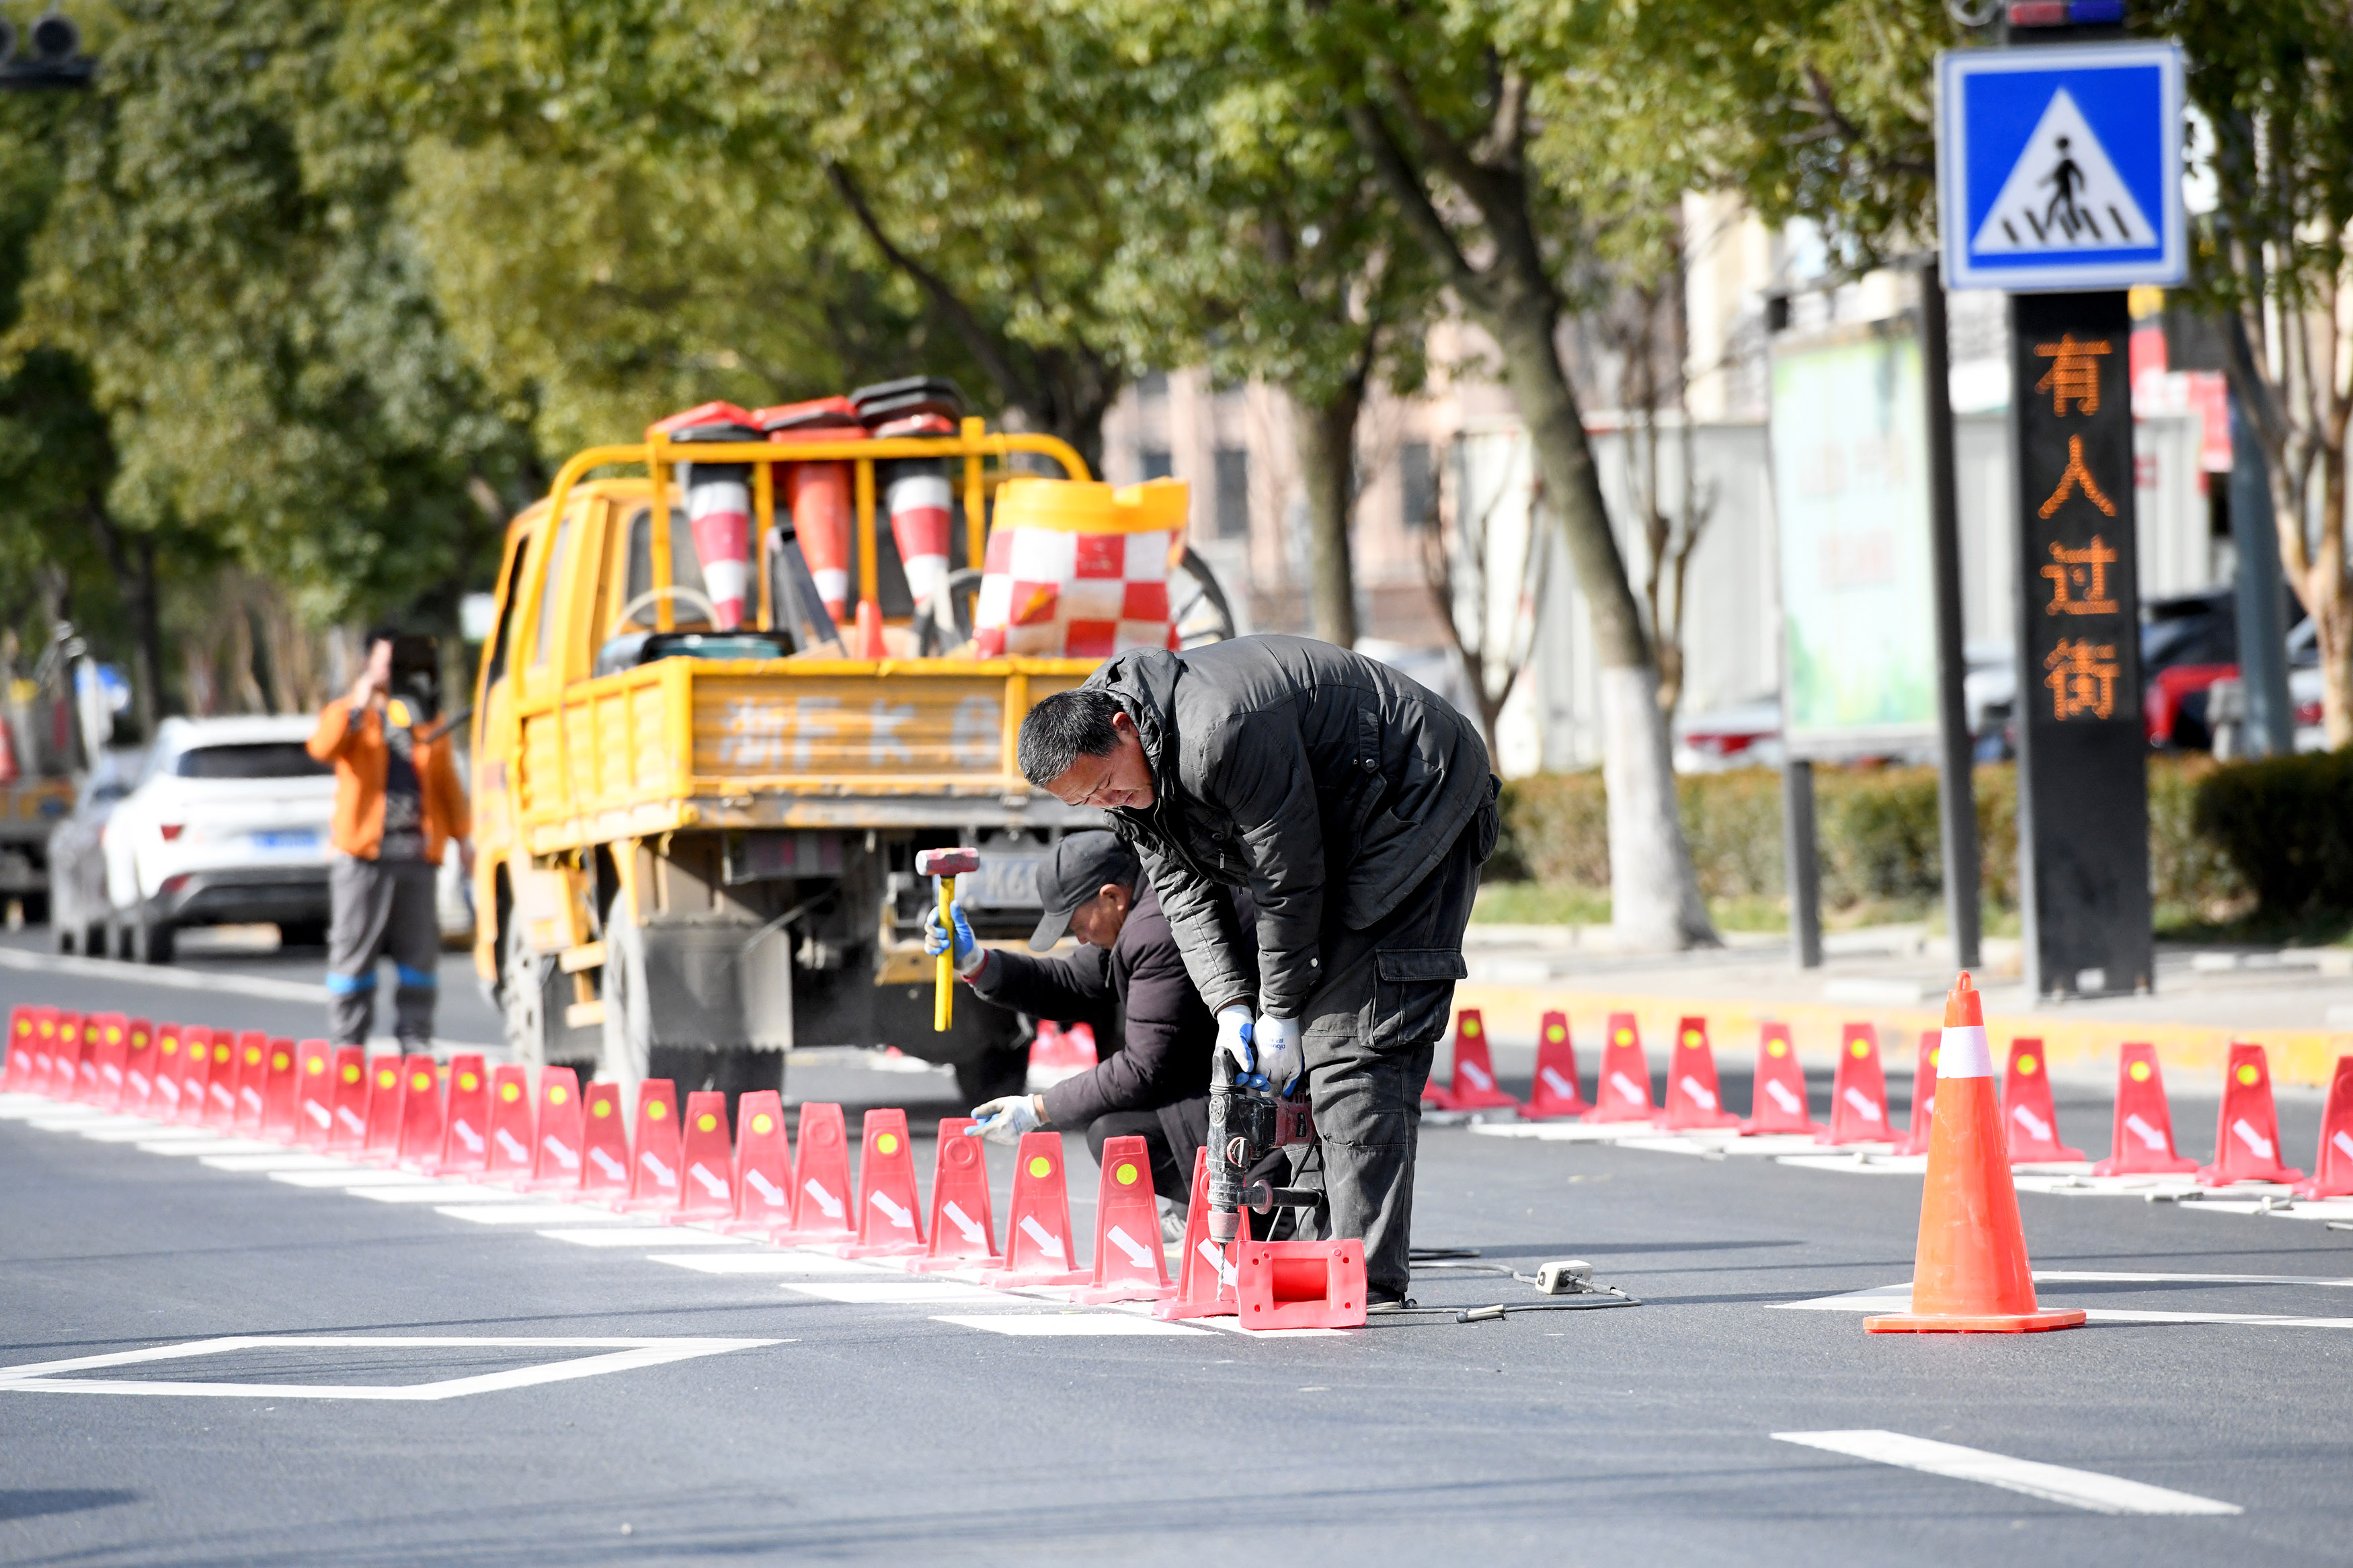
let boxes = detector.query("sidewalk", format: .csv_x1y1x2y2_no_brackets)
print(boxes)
1454,923,2353,1090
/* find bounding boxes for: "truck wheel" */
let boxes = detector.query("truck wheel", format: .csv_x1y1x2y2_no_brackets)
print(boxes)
499,915,554,1065
709,1050,785,1130
596,905,701,1105
132,918,175,966
954,1044,1030,1106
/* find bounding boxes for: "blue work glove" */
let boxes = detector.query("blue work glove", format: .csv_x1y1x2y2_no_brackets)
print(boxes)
966,1095,1043,1145
1252,1014,1304,1096
1216,1005,1267,1088
922,901,986,977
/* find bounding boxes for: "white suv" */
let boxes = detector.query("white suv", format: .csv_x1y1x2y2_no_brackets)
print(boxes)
99,716,335,964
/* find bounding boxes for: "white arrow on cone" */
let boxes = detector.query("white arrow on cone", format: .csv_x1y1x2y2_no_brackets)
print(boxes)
943,1200,987,1247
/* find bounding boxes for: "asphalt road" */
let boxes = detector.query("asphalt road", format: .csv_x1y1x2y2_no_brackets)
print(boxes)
4,1026,2350,1566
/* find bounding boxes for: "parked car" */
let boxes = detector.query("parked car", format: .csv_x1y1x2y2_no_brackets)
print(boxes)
85,716,335,964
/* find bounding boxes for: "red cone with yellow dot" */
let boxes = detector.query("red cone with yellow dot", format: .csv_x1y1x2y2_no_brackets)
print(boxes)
1866,973,2085,1333
2000,1038,2085,1163
1072,1132,1175,1304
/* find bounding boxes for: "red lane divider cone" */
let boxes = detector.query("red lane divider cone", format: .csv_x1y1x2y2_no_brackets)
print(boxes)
1583,1014,1656,1123
1427,1009,1518,1112
3,1005,37,1094
231,1031,270,1133
1155,1147,1244,1320
2091,1044,2198,1176
1236,1239,1367,1330
615,1079,682,1212
1892,1031,1939,1157
839,1109,926,1256
2296,1057,2353,1200
522,1068,586,1192
324,1048,368,1152
2001,1039,2085,1163
360,1055,405,1159
60,1012,93,1103
1818,1023,1892,1145
723,1091,793,1233
1521,1011,1590,1120
203,1033,241,1128
485,1065,535,1184
433,1054,491,1175
260,1039,301,1144
1659,1016,1742,1130
910,1118,997,1270
1744,1024,1823,1135
578,1080,633,1198
175,1027,214,1126
122,1019,157,1113
1072,1134,1176,1305
1865,973,2085,1334
292,1040,335,1147
150,1022,187,1120
85,1013,129,1109
772,1102,855,1243
981,1131,1088,1286
393,1055,448,1171
2198,1043,2304,1187
25,1006,62,1097
672,1091,737,1222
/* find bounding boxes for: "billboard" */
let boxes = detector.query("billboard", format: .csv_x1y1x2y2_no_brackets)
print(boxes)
1769,321,1940,759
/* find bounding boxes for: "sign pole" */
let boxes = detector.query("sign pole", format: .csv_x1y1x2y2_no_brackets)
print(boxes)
1917,259,1982,971
2008,290,2153,997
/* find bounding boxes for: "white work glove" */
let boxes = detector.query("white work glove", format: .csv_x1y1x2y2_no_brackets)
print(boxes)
922,902,988,977
1215,1005,1260,1086
967,1095,1043,1145
1253,1014,1304,1096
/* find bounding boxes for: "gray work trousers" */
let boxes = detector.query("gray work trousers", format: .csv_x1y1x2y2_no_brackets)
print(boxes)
1298,778,1500,1301
326,854,441,1049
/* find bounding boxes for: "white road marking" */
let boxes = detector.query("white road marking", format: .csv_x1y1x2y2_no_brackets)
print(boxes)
77,1124,178,1143
136,1138,281,1157
0,944,330,1002
785,1281,1027,1306
1774,1153,1921,1175
647,1253,886,1276
536,1227,748,1248
269,1169,440,1189
1776,1276,2353,1328
1771,1430,2239,1516
435,1204,641,1225
0,1335,776,1401
935,1314,1211,1337
349,1182,526,1204
198,1153,352,1173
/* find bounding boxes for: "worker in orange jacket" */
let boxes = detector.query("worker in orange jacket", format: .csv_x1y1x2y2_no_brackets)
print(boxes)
307,636,469,1049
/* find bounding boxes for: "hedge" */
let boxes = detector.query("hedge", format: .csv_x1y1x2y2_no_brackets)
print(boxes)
1494,755,2268,921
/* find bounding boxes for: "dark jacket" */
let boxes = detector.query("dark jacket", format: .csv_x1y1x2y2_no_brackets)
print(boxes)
969,878,1250,1130
1088,635,1493,1018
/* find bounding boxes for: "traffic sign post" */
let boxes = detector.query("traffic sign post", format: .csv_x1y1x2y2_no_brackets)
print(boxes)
1938,40,2178,1000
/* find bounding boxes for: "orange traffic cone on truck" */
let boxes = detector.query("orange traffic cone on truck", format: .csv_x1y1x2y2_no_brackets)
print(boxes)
1864,973,2085,1335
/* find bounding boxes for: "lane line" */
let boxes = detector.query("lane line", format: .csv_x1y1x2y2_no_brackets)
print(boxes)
536,1227,748,1248
786,1281,1031,1306
934,1315,1213,1337
434,1203,639,1225
645,1253,888,1276
1771,1430,2240,1516
0,944,329,1003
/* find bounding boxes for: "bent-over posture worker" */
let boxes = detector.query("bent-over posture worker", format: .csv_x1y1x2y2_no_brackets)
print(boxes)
307,636,469,1050
1015,635,1497,1309
926,830,1249,1224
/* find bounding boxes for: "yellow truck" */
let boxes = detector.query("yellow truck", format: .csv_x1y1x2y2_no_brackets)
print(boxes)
469,402,1234,1109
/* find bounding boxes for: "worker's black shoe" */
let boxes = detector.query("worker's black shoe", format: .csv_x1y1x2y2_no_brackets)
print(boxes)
1364,1294,1417,1315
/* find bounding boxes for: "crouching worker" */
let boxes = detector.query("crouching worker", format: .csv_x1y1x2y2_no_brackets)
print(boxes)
925,830,1248,1234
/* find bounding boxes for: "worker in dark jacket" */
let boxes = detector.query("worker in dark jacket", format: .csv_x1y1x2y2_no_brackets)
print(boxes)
926,831,1246,1218
1014,635,1499,1309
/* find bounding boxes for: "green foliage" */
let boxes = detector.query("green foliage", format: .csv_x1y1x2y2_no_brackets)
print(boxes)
1498,759,2251,921
2192,750,2353,920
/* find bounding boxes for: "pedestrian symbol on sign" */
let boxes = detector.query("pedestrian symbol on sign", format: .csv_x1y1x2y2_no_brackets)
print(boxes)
1970,92,2156,257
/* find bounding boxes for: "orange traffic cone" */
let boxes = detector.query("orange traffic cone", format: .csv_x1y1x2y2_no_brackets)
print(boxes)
981,1131,1088,1286
1817,1023,1892,1145
2091,1044,2198,1176
1583,1013,1656,1122
2198,1043,2304,1186
672,1091,737,1221
1745,1023,1825,1136
1428,1009,1517,1112
485,1065,535,1183
85,1012,128,1109
151,1022,188,1119
2,1005,36,1094
122,1018,156,1112
1521,1011,1590,1119
1070,1134,1174,1305
326,1048,370,1152
294,1040,336,1148
1154,1147,1244,1320
260,1039,301,1144
908,1116,998,1270
723,1091,793,1233
1865,973,2085,1334
2297,1057,2353,1200
521,1068,586,1191
1658,1016,1741,1130
2001,1039,2085,1163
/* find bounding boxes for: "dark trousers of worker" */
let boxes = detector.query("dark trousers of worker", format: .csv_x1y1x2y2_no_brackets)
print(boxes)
326,854,440,1049
1083,1096,1210,1212
1296,780,1499,1302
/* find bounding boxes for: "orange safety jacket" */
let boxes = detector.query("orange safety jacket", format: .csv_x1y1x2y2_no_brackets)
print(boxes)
307,698,471,865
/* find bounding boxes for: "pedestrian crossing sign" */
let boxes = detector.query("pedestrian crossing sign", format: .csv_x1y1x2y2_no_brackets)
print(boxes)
1938,42,2186,292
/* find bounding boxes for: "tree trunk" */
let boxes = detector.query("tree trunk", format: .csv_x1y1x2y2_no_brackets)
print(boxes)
1490,306,1714,948
83,501,163,741
1290,376,1363,648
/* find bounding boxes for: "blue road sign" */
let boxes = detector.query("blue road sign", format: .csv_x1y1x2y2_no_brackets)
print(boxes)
1938,42,2185,292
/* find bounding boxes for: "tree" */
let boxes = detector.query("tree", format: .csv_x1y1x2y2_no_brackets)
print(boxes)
1304,1,1717,948
2158,0,2353,744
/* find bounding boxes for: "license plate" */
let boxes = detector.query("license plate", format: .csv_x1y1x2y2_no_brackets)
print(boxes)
252,830,319,851
966,855,1042,909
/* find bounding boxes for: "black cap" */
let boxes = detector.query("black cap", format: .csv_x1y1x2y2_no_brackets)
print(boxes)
1027,831,1140,950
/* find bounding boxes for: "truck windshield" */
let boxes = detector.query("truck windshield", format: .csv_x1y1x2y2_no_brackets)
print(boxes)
177,744,331,780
